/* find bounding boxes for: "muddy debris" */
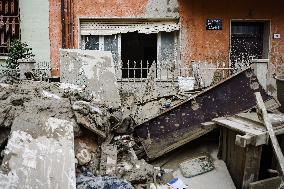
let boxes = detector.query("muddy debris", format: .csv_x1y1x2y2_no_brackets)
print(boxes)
0,80,178,188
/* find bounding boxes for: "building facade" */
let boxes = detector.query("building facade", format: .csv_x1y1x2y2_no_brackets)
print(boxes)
1,0,284,94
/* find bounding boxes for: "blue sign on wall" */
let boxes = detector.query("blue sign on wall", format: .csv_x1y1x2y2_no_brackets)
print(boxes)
206,19,222,30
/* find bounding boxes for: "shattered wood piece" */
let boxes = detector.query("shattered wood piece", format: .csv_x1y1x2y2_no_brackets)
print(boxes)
255,92,284,174
74,112,106,138
135,68,271,159
100,143,117,176
0,117,76,189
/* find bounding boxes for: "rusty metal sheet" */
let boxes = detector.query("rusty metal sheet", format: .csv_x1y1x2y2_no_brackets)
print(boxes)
134,68,272,159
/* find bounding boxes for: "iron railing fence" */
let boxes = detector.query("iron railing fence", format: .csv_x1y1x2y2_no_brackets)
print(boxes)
0,61,51,81
115,60,236,87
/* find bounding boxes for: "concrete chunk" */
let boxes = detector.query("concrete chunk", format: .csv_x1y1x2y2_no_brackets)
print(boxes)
0,116,76,189
60,49,121,108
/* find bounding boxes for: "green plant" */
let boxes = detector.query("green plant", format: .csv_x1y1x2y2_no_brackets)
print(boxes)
6,39,34,69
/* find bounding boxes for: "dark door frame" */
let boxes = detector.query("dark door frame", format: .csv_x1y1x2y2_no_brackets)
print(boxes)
229,19,271,69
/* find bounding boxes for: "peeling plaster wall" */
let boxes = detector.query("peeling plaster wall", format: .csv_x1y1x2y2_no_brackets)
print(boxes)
19,0,50,63
179,0,284,62
145,0,179,18
179,0,284,95
49,0,179,76
49,0,284,91
179,0,284,66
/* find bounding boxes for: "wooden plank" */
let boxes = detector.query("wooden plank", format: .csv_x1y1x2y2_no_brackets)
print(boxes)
214,118,266,136
255,92,284,174
249,176,281,189
225,129,247,189
242,145,262,189
221,127,228,162
135,68,272,159
214,118,268,146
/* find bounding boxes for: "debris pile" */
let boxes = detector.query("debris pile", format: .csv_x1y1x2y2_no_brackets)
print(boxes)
0,67,282,188
0,81,181,188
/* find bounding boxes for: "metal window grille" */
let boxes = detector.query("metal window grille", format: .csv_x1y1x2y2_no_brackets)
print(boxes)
0,0,20,56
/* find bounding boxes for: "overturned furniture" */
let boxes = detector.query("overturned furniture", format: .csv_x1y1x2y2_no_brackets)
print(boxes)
134,68,272,160
214,111,284,189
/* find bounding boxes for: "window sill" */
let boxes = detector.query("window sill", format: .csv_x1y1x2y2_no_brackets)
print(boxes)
0,56,8,60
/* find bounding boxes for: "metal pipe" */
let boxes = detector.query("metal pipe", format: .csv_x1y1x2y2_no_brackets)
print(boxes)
61,0,66,48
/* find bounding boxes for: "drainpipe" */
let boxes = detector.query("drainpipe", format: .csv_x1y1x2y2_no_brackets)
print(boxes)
61,0,66,48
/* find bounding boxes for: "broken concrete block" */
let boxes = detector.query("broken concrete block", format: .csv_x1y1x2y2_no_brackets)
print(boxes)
100,143,117,176
0,116,76,189
179,155,214,178
121,159,158,184
74,112,106,138
60,49,121,108
72,101,91,115
76,149,92,165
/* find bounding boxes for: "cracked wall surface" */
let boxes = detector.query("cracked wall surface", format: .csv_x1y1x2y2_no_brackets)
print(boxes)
49,0,284,83
49,0,179,76
179,0,284,66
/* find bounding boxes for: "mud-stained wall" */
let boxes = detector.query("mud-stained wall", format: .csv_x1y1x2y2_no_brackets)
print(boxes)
179,0,284,95
49,0,179,76
50,0,284,81
179,0,284,67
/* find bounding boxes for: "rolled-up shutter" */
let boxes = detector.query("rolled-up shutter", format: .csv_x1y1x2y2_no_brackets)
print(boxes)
80,19,180,35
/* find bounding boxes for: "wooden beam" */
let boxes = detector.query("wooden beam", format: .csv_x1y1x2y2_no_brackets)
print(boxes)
242,145,262,189
255,92,284,174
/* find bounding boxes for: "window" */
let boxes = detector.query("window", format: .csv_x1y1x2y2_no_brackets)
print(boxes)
0,0,20,55
121,32,157,78
80,19,180,79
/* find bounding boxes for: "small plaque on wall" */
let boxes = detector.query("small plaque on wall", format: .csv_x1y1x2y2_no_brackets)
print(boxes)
206,19,222,30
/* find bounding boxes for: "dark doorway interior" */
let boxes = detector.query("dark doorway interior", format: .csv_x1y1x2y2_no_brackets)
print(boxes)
230,22,267,70
121,32,157,78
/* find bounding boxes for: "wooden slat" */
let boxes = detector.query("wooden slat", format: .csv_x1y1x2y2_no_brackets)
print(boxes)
255,92,284,174
249,176,281,189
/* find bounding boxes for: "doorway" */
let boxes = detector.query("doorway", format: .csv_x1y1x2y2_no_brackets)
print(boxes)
230,21,270,71
121,32,157,78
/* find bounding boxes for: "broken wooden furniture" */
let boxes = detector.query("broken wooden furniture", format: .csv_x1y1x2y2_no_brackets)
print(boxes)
135,68,271,160
214,112,284,189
